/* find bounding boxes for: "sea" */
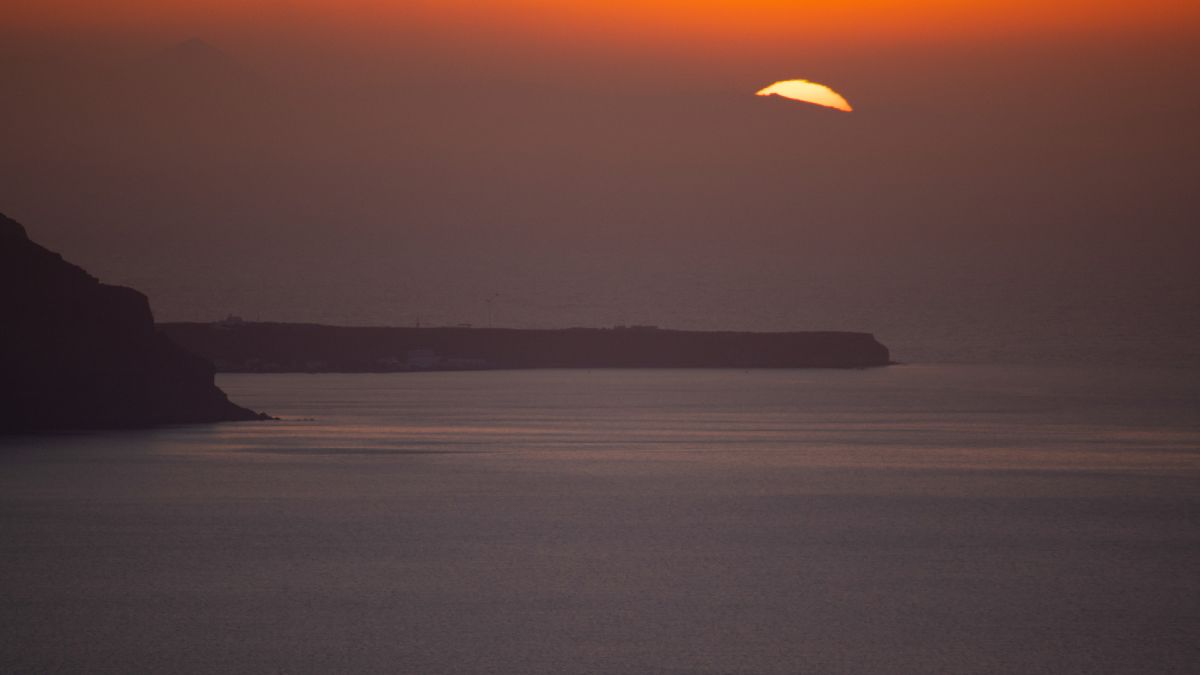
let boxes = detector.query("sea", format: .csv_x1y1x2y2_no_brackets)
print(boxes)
2,363,1197,673
5,29,1199,672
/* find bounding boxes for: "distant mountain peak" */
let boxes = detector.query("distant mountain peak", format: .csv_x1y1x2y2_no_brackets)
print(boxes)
127,37,260,94
174,36,218,51
151,38,242,71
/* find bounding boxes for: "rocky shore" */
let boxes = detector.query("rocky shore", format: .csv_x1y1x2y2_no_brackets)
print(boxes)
1,213,267,432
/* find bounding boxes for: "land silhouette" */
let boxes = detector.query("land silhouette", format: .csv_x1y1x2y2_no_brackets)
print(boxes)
161,322,891,372
0,213,266,432
1,207,889,431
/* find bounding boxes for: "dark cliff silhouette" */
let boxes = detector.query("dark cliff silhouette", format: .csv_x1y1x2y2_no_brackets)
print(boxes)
160,322,892,372
1,213,267,432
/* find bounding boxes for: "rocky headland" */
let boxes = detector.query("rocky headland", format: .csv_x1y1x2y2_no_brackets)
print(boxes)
1,213,267,432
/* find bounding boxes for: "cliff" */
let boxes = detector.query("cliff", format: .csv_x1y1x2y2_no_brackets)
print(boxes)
159,322,892,372
0,213,267,432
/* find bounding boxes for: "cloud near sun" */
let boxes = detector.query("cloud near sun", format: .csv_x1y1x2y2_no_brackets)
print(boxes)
756,80,853,112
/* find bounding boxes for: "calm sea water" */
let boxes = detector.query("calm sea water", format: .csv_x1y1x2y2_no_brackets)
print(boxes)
2,365,1198,673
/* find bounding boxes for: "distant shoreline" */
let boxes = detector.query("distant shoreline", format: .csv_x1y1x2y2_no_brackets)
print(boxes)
160,321,892,373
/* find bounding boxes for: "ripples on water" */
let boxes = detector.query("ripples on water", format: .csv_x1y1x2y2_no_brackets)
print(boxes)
206,366,1199,470
2,365,1197,673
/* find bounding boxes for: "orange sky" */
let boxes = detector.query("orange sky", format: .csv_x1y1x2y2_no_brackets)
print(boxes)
4,0,1198,341
6,0,1199,49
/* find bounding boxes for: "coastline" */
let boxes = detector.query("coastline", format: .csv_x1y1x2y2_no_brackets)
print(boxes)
160,321,892,373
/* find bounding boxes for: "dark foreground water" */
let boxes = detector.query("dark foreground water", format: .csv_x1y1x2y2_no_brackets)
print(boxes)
2,366,1198,673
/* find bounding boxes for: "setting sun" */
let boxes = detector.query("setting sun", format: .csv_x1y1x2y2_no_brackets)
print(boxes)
755,80,853,112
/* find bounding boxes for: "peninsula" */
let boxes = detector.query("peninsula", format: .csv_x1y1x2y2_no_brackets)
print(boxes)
0,213,267,432
159,321,892,372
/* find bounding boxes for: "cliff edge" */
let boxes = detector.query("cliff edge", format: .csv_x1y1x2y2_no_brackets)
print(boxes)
1,213,267,432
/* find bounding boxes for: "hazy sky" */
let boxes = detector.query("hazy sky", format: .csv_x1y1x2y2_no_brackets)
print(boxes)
2,1,1197,350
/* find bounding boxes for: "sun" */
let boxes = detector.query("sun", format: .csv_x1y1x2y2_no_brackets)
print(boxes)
755,80,853,112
